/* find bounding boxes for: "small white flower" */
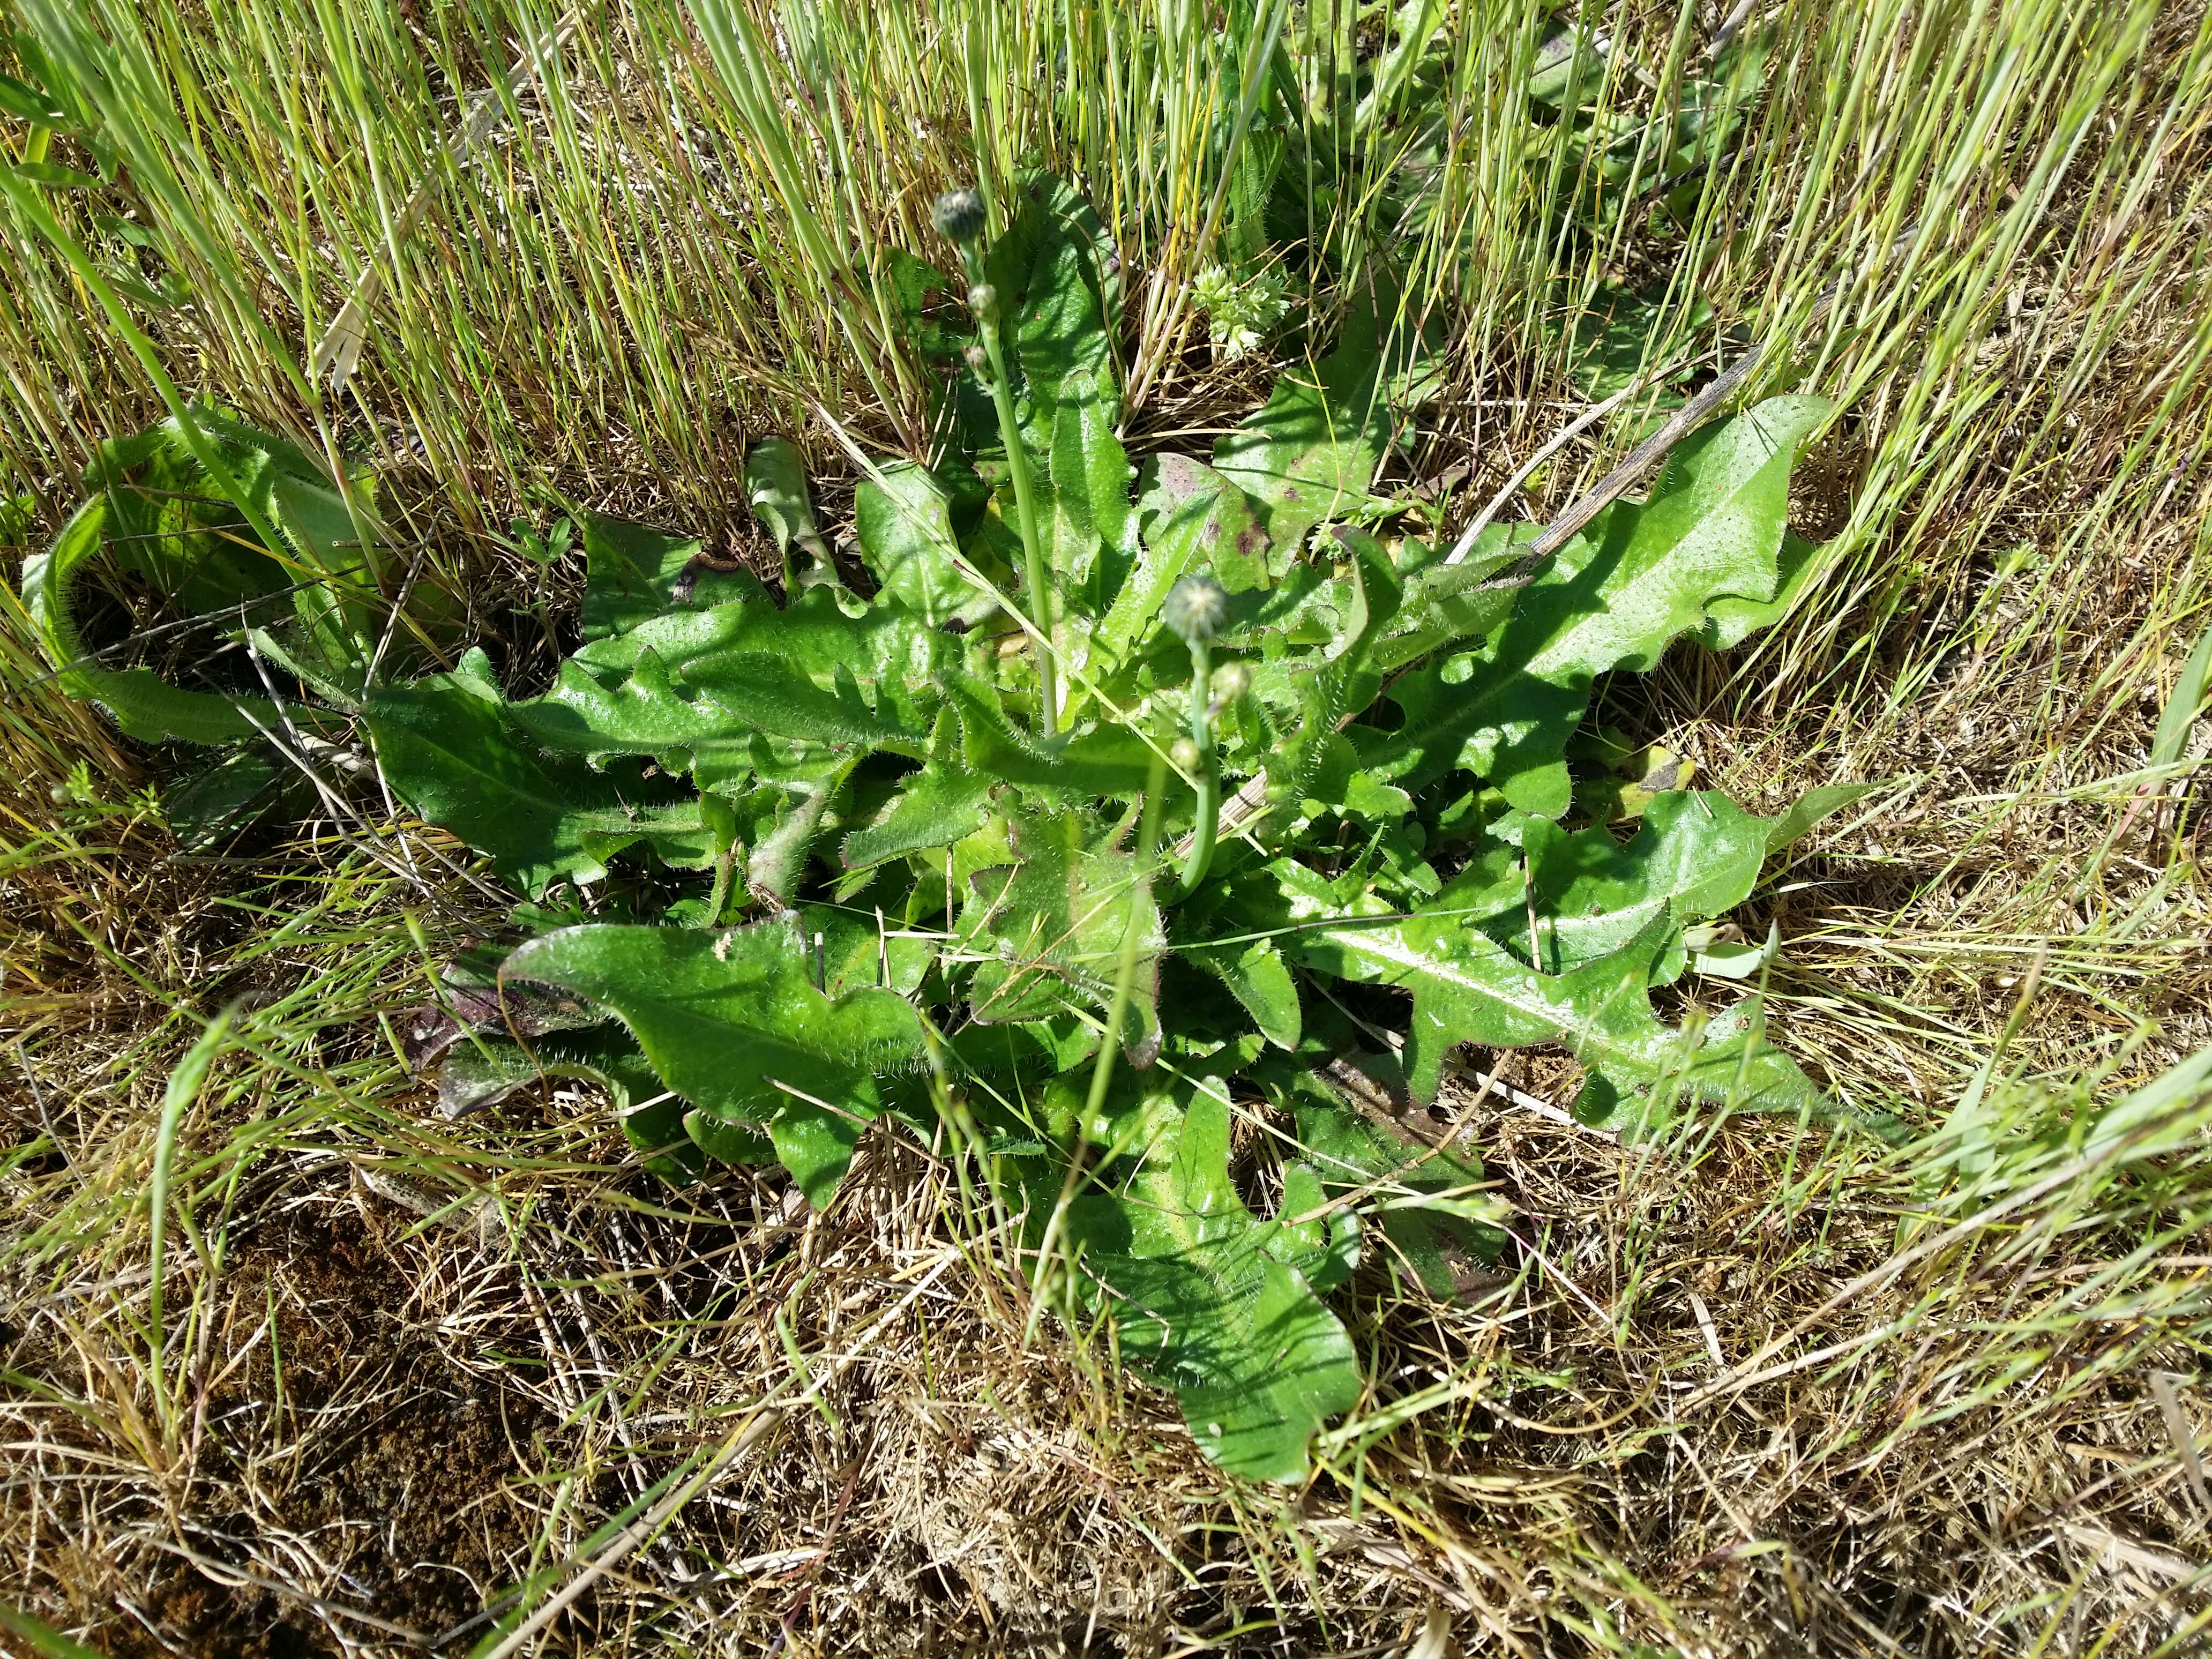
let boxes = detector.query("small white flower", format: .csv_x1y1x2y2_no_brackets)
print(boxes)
1191,263,1288,360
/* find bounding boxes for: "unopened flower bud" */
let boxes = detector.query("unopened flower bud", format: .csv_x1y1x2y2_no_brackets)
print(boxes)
931,186,987,244
1169,736,1203,772
1163,574,1228,645
962,342,989,375
1212,661,1251,700
966,281,998,324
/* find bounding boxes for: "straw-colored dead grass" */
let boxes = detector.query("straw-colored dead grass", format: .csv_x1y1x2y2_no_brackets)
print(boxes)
10,1006,2211,1655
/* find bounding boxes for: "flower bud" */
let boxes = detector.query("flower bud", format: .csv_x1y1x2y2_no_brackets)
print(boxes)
1163,574,1228,645
1169,736,1203,772
962,342,989,375
966,281,998,324
1212,661,1251,700
931,186,988,244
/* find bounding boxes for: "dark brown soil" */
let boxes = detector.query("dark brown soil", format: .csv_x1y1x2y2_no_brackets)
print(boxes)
69,1202,555,1657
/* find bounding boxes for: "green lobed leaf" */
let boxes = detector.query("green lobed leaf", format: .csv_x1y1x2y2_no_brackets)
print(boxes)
881,245,963,361
840,727,996,871
1044,367,1136,602
581,513,767,641
364,649,733,894
508,633,738,771
989,177,1121,451
501,917,926,1205
794,897,938,998
966,808,1165,1064
1212,303,1394,561
1376,525,1538,669
1374,396,1833,814
84,414,294,614
162,748,308,851
1694,526,1824,651
1094,454,1269,664
854,461,977,625
1180,935,1302,1050
1447,790,1777,982
1764,780,1884,854
1266,1162,1361,1298
940,669,1155,799
1269,525,1404,817
506,585,947,787
1258,856,1820,1126
21,409,386,743
1056,1073,1361,1482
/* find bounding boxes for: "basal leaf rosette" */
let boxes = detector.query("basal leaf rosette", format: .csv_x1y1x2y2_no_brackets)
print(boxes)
33,176,1862,1485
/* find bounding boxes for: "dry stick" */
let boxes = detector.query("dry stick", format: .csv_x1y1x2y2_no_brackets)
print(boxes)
1440,370,1672,565
313,11,582,393
1489,227,1918,579
1492,331,1773,575
1709,0,1759,57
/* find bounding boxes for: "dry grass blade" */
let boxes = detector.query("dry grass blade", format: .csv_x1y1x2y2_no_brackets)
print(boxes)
311,11,585,394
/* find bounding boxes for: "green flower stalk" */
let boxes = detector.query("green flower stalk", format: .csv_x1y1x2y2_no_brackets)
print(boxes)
934,186,1059,736
1164,575,1228,896
1026,745,1172,1345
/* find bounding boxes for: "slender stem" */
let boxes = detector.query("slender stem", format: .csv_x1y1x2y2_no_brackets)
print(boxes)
965,253,1059,735
1177,639,1220,896
705,845,734,928
1089,754,1169,1122
1026,752,1169,1344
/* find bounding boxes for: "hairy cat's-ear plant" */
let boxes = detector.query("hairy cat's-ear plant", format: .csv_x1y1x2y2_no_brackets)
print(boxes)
934,184,1059,734
40,169,1859,1481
